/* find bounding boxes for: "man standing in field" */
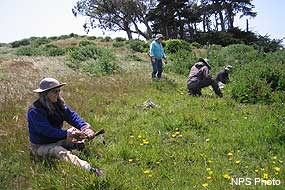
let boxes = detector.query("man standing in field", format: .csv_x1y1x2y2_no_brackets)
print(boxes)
149,34,167,79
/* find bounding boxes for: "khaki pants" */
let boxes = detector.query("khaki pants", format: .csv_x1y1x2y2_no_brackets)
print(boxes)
30,140,91,171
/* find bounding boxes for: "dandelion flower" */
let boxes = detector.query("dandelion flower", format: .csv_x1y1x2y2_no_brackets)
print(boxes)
274,167,280,172
223,174,231,179
263,173,268,179
228,152,233,156
144,169,151,174
202,183,208,187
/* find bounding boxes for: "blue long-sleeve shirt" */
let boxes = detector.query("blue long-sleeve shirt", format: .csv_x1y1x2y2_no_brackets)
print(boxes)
27,103,86,144
149,40,166,60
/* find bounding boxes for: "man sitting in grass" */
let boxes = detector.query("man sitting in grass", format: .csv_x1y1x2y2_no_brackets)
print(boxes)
187,58,223,97
27,77,103,176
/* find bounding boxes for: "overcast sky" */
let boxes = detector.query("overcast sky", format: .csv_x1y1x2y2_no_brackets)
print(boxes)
0,0,284,43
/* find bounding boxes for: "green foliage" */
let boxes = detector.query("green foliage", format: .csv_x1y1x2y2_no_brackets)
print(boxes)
128,39,148,52
113,41,125,48
165,39,192,54
42,44,65,56
30,37,51,47
115,37,126,42
66,44,119,75
165,50,197,76
10,39,30,48
15,44,65,57
230,51,285,104
78,40,95,47
86,36,97,40
15,46,41,56
190,42,202,49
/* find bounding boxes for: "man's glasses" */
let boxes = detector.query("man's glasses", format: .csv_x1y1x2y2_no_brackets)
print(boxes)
50,88,61,94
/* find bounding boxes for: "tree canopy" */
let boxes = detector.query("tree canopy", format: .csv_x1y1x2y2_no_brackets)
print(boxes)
73,0,257,40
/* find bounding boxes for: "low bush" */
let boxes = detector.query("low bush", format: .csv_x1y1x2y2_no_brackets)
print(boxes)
113,41,125,48
66,44,119,75
165,39,191,54
10,39,30,48
128,39,148,53
165,49,197,76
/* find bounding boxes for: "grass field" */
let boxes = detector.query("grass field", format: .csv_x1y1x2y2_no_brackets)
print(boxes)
0,38,284,190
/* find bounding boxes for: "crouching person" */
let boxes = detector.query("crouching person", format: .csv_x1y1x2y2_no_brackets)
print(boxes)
187,58,223,97
216,65,233,89
27,77,103,176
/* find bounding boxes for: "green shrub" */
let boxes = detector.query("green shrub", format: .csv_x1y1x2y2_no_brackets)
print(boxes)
66,44,119,75
87,36,97,40
128,39,148,52
15,47,41,56
79,40,95,47
30,37,51,47
10,39,30,48
115,37,126,42
165,49,197,76
190,42,202,49
67,44,99,64
165,39,191,54
42,44,65,56
113,41,125,48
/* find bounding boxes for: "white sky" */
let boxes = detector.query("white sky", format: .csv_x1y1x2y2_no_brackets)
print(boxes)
0,0,284,43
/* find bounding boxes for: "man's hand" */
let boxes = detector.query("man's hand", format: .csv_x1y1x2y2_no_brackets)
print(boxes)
164,58,168,64
81,124,96,140
67,128,87,142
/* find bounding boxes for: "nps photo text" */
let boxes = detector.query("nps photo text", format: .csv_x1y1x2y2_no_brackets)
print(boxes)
231,178,282,186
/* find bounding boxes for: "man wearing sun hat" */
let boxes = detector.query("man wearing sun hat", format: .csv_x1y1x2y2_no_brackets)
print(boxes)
187,58,223,97
149,33,168,79
27,77,103,176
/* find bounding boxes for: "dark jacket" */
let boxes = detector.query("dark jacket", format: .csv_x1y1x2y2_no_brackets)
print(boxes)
27,100,86,144
216,69,229,84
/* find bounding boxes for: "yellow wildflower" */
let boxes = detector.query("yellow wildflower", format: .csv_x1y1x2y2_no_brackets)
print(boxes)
274,167,280,172
235,160,241,164
202,183,208,187
263,173,268,179
128,159,133,163
207,176,212,180
228,152,233,156
223,174,231,179
143,170,151,174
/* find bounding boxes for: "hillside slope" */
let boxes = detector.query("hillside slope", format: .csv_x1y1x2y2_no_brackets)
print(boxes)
0,38,284,190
